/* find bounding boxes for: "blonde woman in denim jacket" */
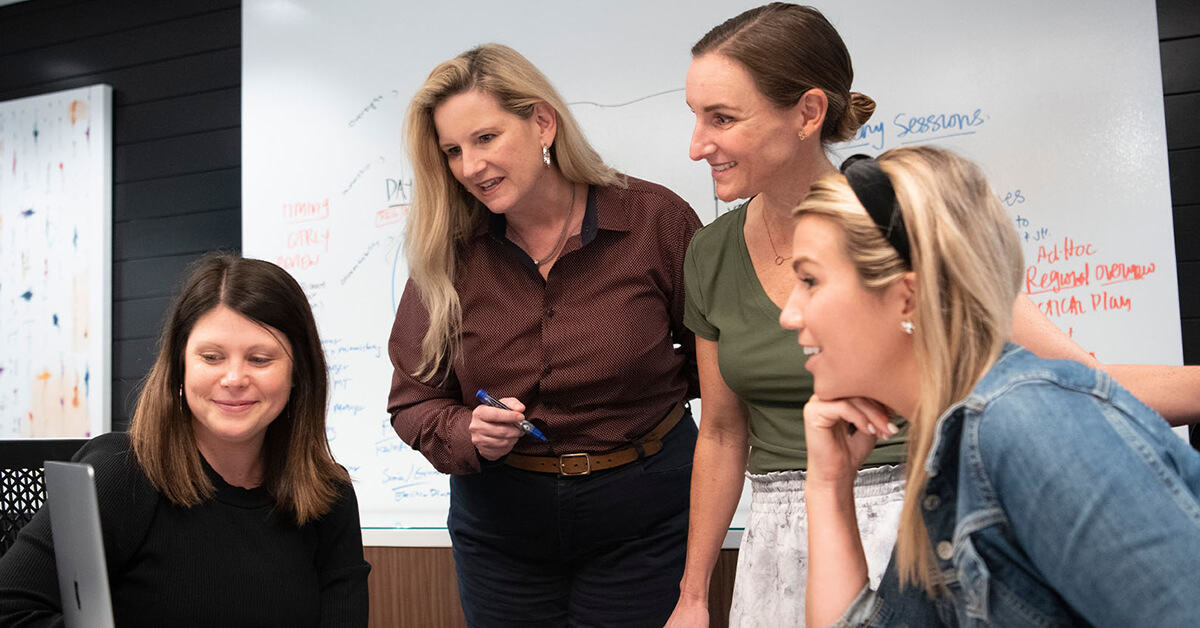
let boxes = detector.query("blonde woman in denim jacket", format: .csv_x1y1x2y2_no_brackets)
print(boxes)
780,146,1200,627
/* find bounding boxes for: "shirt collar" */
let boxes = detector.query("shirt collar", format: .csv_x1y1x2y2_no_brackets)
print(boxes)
480,182,630,246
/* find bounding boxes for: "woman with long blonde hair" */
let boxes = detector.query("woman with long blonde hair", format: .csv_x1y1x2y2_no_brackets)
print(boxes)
785,146,1200,627
387,43,702,627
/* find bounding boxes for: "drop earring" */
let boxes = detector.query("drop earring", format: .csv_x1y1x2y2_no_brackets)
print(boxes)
542,144,551,167
901,321,914,335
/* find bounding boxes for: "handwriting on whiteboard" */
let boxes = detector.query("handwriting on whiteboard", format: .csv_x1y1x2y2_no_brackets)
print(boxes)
839,108,990,152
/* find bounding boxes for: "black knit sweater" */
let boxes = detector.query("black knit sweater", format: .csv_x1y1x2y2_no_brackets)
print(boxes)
0,432,370,627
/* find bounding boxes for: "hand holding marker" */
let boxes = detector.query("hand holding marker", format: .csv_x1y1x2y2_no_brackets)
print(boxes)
476,390,548,441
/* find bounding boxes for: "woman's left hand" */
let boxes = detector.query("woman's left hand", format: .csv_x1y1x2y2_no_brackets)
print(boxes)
803,395,896,486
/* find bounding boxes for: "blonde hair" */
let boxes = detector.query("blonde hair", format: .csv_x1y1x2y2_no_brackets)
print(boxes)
403,43,619,381
794,146,1024,593
129,254,349,526
692,3,875,144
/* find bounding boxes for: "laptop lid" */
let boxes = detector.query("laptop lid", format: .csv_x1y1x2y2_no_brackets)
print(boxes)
43,461,116,628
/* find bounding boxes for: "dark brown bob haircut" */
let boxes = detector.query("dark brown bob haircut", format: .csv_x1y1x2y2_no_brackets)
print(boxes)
128,254,348,525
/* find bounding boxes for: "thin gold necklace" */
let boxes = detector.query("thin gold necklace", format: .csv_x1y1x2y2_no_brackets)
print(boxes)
761,202,791,265
512,183,576,266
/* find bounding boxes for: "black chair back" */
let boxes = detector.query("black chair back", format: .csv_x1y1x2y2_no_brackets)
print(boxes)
0,438,89,556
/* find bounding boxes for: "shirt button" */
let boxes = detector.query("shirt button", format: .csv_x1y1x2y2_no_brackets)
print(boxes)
546,308,555,318
542,365,552,376
922,494,941,511
936,541,954,561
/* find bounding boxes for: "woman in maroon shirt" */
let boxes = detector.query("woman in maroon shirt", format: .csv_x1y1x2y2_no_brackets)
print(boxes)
387,43,702,627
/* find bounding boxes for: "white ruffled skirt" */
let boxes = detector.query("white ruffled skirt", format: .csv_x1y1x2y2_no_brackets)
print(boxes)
728,465,906,628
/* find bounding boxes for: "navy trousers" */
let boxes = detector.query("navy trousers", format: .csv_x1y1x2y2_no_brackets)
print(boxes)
448,410,697,628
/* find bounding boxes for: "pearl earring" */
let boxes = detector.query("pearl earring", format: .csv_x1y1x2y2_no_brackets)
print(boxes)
542,145,551,167
901,321,914,335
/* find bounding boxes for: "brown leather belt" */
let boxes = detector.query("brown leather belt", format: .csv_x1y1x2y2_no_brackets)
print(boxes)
503,403,685,476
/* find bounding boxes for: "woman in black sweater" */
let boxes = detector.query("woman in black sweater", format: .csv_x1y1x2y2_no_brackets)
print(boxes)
0,255,370,627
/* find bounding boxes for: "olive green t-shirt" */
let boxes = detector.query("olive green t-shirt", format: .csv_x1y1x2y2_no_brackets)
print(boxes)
683,203,907,473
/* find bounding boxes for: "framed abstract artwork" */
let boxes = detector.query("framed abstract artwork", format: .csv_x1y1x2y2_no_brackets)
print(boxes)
0,84,112,438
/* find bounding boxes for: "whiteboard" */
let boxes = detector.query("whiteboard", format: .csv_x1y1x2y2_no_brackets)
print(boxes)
243,0,1180,539
0,85,112,438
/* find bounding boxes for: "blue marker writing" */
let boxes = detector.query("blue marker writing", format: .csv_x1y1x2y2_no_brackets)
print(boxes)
475,390,548,441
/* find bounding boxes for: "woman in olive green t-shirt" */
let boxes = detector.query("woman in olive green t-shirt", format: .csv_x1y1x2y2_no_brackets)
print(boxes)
663,5,1200,628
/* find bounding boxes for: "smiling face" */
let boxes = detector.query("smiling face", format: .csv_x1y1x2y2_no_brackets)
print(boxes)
779,215,911,402
184,304,294,455
686,53,806,202
433,89,552,215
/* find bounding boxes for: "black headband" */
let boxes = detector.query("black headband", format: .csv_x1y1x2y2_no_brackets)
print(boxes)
839,154,911,268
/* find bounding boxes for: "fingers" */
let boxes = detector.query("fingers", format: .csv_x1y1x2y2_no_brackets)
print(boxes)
470,397,527,461
472,398,526,429
804,395,898,440
472,420,519,460
498,397,525,413
840,397,900,440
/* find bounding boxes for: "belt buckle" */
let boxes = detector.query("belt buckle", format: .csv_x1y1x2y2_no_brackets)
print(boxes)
558,452,591,476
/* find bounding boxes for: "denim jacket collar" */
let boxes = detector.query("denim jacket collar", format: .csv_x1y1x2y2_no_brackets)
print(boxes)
925,342,1023,478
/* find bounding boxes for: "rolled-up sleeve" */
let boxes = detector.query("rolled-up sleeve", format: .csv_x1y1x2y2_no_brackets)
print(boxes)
826,552,948,628
830,584,881,628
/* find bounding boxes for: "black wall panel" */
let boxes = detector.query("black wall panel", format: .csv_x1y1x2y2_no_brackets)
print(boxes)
115,169,240,222
1179,260,1200,319
1159,0,1200,39
113,209,241,260
114,254,212,301
1161,37,1200,94
116,88,240,144
1174,205,1200,262
0,8,239,88
0,1,232,55
0,0,241,430
1165,93,1200,150
1170,148,1200,207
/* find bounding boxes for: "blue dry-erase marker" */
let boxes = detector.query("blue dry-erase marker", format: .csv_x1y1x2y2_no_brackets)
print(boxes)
475,390,548,441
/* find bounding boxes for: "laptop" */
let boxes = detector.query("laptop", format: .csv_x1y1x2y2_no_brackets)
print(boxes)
43,461,116,628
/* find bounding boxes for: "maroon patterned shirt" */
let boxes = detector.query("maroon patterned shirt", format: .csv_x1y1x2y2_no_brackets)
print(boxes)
388,177,701,474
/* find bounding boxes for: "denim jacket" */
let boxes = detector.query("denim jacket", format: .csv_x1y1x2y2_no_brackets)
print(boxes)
835,344,1200,627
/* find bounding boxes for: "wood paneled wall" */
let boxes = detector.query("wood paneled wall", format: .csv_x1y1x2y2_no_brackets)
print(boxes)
363,547,739,628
